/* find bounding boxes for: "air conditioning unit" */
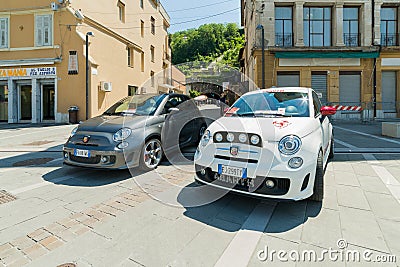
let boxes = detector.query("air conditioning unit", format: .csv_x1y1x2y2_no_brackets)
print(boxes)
100,81,112,92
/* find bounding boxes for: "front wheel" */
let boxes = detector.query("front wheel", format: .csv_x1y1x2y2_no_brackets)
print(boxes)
139,138,163,171
309,151,324,202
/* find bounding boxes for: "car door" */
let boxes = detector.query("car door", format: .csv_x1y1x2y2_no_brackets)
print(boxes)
312,91,330,156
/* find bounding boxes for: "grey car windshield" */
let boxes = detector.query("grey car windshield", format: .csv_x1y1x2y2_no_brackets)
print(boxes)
104,94,166,116
228,92,310,117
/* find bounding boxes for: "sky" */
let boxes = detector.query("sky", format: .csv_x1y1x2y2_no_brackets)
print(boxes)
162,0,241,33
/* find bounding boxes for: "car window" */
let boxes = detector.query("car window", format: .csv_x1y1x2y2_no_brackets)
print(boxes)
227,92,310,117
312,91,322,117
104,94,166,116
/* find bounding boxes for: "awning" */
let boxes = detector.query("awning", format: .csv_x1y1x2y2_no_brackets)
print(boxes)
275,51,380,59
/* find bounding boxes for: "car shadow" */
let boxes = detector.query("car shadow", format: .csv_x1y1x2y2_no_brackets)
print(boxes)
177,183,322,233
42,165,147,187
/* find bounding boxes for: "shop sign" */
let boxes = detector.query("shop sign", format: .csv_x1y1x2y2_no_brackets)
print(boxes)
0,67,57,78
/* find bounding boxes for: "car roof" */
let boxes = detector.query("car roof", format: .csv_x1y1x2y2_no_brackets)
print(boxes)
244,87,311,96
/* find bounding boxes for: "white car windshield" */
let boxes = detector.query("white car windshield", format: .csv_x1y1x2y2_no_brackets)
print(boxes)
226,92,310,117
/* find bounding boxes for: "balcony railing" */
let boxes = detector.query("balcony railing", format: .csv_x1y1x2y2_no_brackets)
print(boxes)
381,33,399,46
344,33,360,47
275,34,293,47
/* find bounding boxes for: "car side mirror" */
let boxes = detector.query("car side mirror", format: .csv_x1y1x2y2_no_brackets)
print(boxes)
320,106,336,116
168,107,179,113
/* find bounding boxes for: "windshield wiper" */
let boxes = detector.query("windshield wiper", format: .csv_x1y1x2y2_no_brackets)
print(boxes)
235,111,291,117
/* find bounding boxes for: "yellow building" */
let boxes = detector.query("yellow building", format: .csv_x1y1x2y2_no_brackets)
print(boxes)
240,0,400,119
0,0,172,123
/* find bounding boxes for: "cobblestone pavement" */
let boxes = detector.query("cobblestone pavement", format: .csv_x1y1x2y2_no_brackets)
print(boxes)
0,122,399,267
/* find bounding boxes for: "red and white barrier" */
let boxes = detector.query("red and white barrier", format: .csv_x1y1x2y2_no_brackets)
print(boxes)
331,105,363,112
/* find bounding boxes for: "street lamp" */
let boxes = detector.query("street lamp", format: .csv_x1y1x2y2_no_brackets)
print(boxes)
85,31,94,120
256,24,265,89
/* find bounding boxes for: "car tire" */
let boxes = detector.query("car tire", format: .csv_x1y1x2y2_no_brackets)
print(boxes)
139,138,163,171
328,138,334,160
310,150,324,202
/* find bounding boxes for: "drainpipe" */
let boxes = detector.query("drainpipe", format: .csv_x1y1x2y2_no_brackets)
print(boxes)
372,0,377,117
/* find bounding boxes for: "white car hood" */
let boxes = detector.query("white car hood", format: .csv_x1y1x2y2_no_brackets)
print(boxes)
207,117,318,142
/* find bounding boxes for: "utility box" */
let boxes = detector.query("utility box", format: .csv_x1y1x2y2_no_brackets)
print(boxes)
382,122,400,138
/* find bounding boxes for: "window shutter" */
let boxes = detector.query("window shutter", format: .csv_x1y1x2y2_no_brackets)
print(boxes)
36,16,43,46
0,18,8,48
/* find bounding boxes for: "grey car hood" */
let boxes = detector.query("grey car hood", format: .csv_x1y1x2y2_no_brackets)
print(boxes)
77,115,152,133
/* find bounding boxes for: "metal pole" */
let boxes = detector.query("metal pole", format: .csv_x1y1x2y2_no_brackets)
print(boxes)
85,34,89,120
372,0,377,118
261,26,265,89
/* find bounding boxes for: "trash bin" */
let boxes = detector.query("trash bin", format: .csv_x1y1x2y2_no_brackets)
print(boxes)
68,106,79,124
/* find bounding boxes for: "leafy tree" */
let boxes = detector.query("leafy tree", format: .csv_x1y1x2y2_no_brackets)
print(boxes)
170,23,244,69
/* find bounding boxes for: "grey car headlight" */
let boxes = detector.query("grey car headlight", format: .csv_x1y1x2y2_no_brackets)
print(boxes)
278,135,302,155
70,126,78,137
201,130,211,147
113,128,132,142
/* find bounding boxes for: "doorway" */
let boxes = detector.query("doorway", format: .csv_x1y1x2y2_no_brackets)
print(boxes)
19,85,32,121
42,84,55,120
0,84,8,121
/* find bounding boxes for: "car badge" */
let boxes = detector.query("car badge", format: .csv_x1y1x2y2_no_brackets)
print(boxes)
273,120,291,129
83,136,90,143
230,146,239,156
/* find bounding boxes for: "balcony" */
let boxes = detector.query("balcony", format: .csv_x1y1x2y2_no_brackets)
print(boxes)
275,34,293,47
344,33,360,47
381,33,399,46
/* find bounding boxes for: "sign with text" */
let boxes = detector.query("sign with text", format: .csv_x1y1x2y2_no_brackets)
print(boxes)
0,67,57,78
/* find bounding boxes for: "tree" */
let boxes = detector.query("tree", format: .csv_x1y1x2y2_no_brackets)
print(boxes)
170,23,244,69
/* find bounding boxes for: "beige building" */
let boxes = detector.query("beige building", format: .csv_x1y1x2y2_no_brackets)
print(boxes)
241,0,400,118
0,0,173,123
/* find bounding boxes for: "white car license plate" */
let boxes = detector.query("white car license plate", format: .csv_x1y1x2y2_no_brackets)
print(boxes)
218,164,247,178
216,175,255,188
74,149,90,158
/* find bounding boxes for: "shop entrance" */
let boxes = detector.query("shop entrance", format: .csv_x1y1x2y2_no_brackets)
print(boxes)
42,84,55,120
0,84,7,121
19,85,32,121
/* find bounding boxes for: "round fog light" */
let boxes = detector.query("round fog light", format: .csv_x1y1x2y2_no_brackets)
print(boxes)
101,156,109,163
288,157,303,169
117,141,129,149
265,179,275,188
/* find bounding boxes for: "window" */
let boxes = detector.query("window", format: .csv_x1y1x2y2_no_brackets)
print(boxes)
150,46,155,62
140,0,143,9
128,85,138,96
141,52,145,72
275,7,293,47
303,7,331,47
343,7,359,46
0,18,8,49
118,1,125,23
150,71,155,87
151,17,155,35
127,47,134,67
35,14,53,46
312,91,322,117
141,20,144,37
381,7,398,46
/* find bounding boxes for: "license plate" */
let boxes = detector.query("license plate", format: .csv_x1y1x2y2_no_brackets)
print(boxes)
74,149,90,158
216,174,255,188
218,164,247,178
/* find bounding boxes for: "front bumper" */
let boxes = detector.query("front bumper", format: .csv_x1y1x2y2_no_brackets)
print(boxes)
194,143,317,201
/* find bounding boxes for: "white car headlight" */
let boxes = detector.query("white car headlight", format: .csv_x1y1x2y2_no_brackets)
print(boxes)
278,135,302,155
215,133,223,142
113,128,132,142
201,130,211,147
238,133,247,143
250,135,260,145
226,133,235,142
70,126,78,137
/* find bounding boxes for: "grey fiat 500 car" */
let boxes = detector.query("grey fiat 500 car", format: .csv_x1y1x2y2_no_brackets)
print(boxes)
63,93,206,170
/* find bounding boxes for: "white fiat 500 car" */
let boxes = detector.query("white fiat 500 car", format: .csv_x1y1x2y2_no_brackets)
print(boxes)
194,87,336,201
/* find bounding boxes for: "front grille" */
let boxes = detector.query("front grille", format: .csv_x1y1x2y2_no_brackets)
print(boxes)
69,154,101,164
215,155,258,164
